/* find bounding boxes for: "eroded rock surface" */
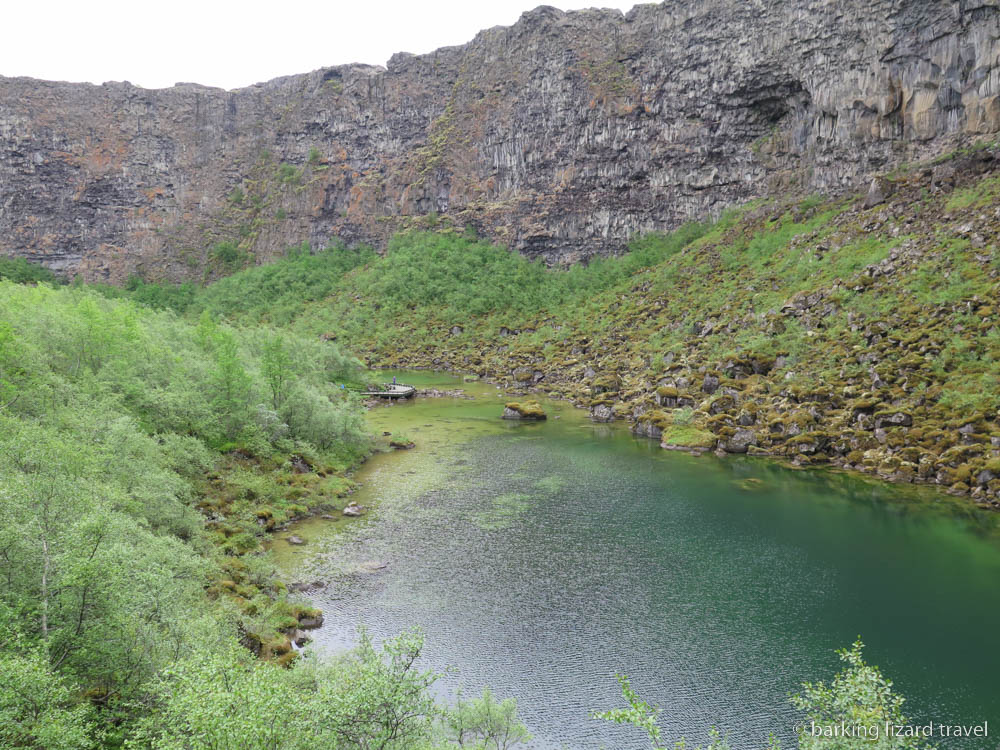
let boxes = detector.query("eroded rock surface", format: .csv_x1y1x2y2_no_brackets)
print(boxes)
3,1,1000,280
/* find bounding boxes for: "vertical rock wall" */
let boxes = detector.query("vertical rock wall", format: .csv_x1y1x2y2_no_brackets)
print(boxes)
1,0,999,280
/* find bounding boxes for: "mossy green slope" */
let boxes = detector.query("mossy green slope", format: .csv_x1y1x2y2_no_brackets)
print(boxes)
287,148,1000,508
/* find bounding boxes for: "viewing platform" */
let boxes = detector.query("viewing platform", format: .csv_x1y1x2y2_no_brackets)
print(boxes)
361,383,416,399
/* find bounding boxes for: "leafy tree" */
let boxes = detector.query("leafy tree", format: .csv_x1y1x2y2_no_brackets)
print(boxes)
0,647,96,750
134,644,304,750
134,629,530,750
303,628,440,749
444,688,532,749
792,639,934,750
210,241,247,270
261,333,296,411
0,415,209,708
596,641,929,750
208,330,254,441
0,319,25,409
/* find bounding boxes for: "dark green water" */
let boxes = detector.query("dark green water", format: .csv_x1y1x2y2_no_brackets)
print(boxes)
278,372,1000,749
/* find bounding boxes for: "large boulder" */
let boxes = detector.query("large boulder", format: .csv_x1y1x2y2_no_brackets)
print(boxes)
976,469,996,487
863,175,893,208
931,162,956,190
708,394,737,415
654,385,678,408
787,432,828,455
590,404,615,422
591,374,620,394
632,420,663,440
502,401,547,420
723,359,752,379
723,428,757,453
297,613,324,629
874,411,913,429
511,367,534,383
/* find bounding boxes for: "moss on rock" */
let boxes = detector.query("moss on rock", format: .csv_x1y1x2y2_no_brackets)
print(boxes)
502,401,547,420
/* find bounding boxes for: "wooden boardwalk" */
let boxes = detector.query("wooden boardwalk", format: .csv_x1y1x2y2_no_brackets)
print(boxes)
361,383,416,399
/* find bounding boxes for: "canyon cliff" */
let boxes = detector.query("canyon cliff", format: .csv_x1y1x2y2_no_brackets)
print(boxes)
2,0,1000,281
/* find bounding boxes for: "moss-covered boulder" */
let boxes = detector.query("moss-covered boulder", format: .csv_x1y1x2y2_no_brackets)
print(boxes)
297,613,324,630
512,367,534,383
874,411,913,429
503,401,547,420
654,385,679,407
591,374,621,394
787,432,829,455
659,424,717,452
708,394,737,415
632,410,673,439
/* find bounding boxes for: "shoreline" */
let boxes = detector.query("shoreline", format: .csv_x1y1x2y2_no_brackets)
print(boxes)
369,364,999,513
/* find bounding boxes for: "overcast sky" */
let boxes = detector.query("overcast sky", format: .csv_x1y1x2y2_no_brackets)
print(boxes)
3,1,638,91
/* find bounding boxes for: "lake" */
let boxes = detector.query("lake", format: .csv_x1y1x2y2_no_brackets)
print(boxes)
275,371,1000,749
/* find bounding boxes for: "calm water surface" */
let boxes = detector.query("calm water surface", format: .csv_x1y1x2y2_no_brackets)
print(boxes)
275,372,1000,749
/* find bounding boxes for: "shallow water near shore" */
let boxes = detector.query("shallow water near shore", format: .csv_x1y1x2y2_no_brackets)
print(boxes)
276,371,1000,750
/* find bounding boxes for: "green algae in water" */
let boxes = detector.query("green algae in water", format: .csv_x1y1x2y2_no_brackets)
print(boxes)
535,475,569,494
279,370,1000,750
470,492,535,531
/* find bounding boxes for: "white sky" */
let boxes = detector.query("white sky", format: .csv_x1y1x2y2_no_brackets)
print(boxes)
2,1,638,91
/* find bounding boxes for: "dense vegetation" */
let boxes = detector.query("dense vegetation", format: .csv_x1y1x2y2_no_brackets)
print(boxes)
0,256,64,285
63,149,1000,501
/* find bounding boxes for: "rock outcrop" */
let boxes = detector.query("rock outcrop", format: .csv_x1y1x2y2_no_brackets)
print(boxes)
3,1,1000,280
503,401,547,420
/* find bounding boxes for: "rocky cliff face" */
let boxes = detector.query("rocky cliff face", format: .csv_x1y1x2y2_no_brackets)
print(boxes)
2,0,1000,281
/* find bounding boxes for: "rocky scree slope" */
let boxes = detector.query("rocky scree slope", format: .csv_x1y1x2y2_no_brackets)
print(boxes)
4,0,1000,280
352,148,1000,509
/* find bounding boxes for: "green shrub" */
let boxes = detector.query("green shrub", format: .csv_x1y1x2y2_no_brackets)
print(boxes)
210,241,249,270
0,256,62,285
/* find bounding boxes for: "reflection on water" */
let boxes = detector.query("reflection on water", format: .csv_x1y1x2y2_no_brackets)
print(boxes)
276,371,1000,750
